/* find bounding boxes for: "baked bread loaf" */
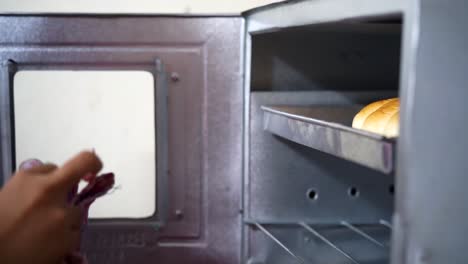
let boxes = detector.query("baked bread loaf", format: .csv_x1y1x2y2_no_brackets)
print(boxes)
352,98,400,138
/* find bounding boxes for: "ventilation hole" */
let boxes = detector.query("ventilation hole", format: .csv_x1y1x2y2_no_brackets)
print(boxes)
389,184,395,195
307,189,318,201
348,187,360,198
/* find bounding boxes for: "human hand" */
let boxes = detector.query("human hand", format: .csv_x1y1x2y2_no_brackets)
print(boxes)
0,151,102,264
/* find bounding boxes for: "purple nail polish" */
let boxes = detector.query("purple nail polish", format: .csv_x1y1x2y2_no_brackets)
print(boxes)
18,159,43,171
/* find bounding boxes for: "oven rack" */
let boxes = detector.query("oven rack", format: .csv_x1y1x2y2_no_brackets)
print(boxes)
245,219,392,264
262,106,395,174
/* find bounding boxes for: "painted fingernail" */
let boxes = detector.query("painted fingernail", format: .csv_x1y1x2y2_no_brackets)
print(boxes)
19,159,43,171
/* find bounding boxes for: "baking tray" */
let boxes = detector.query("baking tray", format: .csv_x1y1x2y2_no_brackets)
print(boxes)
261,105,395,174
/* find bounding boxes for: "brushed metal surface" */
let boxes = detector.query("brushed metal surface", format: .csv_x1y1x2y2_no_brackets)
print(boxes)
5,61,169,225
0,60,15,187
394,0,468,263
0,16,244,264
250,22,402,92
246,91,395,262
249,91,395,223
247,223,390,264
243,14,402,262
244,0,405,33
262,106,395,173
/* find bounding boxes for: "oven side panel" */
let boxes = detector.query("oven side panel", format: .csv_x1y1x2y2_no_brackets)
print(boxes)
395,0,468,263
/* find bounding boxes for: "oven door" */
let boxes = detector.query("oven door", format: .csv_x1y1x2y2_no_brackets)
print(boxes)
0,16,244,264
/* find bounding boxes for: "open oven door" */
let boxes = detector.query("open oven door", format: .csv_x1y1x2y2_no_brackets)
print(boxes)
0,16,244,264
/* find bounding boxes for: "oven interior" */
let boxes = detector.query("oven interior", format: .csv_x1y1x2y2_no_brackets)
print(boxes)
244,16,402,264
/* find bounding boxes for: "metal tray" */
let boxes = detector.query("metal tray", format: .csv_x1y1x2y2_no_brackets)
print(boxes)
262,105,395,174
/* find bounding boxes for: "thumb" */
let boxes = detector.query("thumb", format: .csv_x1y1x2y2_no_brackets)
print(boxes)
51,151,102,190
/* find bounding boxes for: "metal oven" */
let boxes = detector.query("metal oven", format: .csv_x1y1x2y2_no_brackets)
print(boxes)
1,0,467,263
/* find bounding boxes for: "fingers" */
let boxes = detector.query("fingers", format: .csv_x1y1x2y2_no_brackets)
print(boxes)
62,206,84,254
64,252,86,264
18,158,57,174
67,206,83,232
25,163,58,174
51,151,103,189
67,184,79,204
58,229,81,263
47,207,83,263
18,158,43,171
65,227,82,253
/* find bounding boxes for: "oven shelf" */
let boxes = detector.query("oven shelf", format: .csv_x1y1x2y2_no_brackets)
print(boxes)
261,105,395,174
246,219,392,264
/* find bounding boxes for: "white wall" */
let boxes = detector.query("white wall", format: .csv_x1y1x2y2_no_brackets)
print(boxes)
0,0,281,14
14,71,157,219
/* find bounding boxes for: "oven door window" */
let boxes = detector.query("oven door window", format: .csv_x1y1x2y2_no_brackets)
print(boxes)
13,70,156,219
